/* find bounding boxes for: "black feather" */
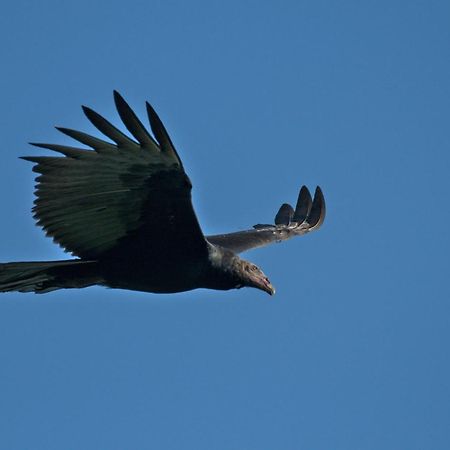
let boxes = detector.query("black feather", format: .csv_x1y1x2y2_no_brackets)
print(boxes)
3,92,325,296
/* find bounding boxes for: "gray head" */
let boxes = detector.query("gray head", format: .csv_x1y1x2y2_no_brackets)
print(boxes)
233,257,275,295
207,245,275,295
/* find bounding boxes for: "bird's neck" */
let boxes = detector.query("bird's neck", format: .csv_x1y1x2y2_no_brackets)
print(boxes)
199,244,242,291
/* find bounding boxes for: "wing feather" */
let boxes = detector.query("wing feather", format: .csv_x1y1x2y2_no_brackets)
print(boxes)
27,143,95,159
82,105,139,148
24,93,208,260
274,203,294,226
146,101,183,167
113,90,160,150
206,186,325,254
293,185,312,223
55,127,118,153
305,186,326,230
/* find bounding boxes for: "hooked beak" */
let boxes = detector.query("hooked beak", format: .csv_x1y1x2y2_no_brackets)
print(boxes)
252,274,276,296
262,279,276,296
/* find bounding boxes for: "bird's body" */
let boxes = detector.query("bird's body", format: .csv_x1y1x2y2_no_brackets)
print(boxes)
0,92,325,295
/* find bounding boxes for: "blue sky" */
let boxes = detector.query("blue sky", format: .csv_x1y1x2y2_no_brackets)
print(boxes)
1,1,449,449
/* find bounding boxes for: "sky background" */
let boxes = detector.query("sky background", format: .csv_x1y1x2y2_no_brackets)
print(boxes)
0,1,449,449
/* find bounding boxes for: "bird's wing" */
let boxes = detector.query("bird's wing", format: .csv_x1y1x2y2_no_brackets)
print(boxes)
206,186,325,254
23,91,209,260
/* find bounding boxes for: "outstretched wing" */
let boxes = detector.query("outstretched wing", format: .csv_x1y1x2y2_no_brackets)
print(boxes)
23,91,209,260
206,186,325,254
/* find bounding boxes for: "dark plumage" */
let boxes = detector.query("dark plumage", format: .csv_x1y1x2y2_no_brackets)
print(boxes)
0,92,325,295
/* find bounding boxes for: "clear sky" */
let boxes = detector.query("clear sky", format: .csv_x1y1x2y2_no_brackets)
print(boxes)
0,1,449,449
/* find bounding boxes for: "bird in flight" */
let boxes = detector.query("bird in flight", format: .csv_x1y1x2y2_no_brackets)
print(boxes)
0,92,325,295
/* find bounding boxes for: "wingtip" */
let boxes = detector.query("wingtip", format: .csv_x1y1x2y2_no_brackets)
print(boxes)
275,203,294,226
308,186,326,230
145,100,163,123
314,186,325,209
293,185,313,223
29,142,45,148
54,126,72,135
113,90,128,114
113,89,125,106
81,104,91,116
145,100,156,117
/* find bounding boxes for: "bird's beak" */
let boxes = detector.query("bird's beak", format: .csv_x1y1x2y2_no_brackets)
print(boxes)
262,279,276,296
252,274,276,296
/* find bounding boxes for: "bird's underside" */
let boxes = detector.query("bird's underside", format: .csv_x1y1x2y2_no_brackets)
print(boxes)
0,92,325,295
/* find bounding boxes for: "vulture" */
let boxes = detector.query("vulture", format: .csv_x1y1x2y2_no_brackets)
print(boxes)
0,92,325,295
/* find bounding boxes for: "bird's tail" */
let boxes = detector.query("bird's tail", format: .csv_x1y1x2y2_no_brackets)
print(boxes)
0,259,101,294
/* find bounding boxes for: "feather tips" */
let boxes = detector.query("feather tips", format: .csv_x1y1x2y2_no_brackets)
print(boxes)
55,127,117,153
146,101,183,167
22,92,194,259
82,105,139,148
206,185,326,254
275,203,294,226
113,90,159,150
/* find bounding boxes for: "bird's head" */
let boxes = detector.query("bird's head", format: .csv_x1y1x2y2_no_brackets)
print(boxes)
232,258,276,296
207,245,275,295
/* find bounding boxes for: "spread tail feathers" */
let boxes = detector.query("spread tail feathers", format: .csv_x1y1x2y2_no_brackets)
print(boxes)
0,260,101,293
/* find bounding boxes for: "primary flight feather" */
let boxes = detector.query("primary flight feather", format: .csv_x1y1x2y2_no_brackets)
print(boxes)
0,92,325,295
